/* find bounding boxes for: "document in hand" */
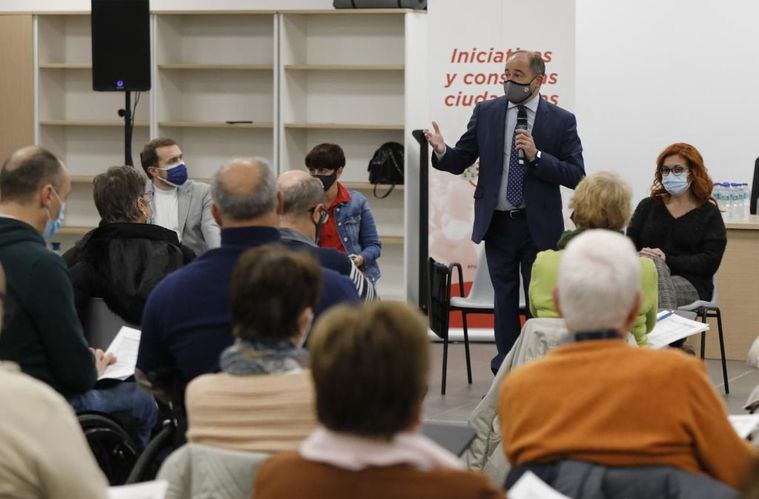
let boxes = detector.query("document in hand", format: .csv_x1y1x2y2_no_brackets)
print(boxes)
108,480,168,499
646,311,709,349
728,414,759,440
508,471,571,499
98,326,142,381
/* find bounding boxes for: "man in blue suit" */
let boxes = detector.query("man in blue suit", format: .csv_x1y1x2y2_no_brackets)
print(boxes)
426,50,585,373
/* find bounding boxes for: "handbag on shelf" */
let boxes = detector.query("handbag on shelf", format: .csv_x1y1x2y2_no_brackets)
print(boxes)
368,141,404,199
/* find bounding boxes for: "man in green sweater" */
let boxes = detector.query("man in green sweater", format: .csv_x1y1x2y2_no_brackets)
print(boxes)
0,146,156,445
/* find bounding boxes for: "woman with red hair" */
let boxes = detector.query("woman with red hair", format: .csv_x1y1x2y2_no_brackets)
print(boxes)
627,143,726,310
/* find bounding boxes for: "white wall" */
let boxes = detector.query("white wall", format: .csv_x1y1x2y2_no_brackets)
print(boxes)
575,0,759,203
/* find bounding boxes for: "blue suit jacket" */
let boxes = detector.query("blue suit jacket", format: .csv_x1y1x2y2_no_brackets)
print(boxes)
432,96,585,250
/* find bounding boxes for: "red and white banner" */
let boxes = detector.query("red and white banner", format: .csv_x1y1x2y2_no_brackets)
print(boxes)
427,0,576,324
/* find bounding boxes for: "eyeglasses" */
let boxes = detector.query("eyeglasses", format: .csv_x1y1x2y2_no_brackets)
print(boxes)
661,166,689,177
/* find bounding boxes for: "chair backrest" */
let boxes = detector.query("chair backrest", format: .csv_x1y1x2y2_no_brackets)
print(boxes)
157,443,270,499
466,247,525,308
84,297,133,350
710,274,719,305
465,246,495,304
427,257,452,339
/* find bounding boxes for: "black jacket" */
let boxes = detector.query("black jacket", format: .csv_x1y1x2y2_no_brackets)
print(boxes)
0,218,96,397
65,223,195,326
507,460,740,499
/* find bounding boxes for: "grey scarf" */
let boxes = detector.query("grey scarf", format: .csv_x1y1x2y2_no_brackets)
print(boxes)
219,339,308,376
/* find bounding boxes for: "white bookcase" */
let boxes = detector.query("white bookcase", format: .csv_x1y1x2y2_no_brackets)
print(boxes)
279,10,427,301
153,12,277,180
33,8,427,303
35,13,151,248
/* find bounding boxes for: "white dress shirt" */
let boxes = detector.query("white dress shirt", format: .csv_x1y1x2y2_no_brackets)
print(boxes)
496,92,540,211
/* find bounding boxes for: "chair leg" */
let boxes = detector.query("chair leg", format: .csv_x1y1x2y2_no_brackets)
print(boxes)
461,311,472,385
441,337,449,396
714,308,729,394
699,310,706,360
699,332,706,360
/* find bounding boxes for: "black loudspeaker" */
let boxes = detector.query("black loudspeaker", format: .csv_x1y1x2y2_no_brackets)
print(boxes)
91,0,150,91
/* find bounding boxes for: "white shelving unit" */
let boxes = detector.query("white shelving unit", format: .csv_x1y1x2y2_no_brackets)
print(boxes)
35,13,151,248
279,10,426,301
153,12,277,179
33,8,427,303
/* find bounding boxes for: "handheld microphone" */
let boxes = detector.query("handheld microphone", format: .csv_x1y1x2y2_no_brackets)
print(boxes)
516,107,528,165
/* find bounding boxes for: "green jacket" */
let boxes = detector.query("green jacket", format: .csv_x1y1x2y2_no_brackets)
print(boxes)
0,218,96,397
528,248,658,346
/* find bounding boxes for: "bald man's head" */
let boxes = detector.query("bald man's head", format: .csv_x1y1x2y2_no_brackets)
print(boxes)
0,146,67,203
211,158,278,222
278,170,325,219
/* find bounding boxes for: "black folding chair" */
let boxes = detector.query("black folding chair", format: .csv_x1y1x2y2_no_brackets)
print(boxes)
427,257,472,395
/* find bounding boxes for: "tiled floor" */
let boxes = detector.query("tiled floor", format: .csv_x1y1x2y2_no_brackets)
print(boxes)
423,342,759,423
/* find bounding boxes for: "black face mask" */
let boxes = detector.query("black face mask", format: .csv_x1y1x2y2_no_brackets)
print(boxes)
310,207,329,245
314,172,338,192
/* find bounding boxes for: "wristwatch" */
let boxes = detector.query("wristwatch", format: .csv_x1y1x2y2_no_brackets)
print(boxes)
529,150,541,166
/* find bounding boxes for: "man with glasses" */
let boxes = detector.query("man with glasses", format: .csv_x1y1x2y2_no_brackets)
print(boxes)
424,50,585,374
64,165,194,325
140,137,220,256
278,170,376,301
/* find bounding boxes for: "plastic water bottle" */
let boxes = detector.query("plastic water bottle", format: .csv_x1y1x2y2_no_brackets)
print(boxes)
713,183,724,216
722,182,733,221
742,183,751,220
730,183,740,221
721,183,733,221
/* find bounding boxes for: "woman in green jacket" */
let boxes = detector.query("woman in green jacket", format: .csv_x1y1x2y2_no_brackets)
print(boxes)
529,171,658,345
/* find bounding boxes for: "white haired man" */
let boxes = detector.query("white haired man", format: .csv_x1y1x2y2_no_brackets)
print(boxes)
499,230,758,492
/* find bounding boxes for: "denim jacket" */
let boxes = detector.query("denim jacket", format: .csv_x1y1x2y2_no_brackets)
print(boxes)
333,189,382,282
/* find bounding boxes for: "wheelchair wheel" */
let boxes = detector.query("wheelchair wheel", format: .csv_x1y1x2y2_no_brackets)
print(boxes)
79,412,141,485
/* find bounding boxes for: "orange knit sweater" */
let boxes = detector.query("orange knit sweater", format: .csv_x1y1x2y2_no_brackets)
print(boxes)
254,452,505,499
499,339,758,491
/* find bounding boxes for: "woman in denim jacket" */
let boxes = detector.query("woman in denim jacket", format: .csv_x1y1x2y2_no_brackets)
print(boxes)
306,143,382,283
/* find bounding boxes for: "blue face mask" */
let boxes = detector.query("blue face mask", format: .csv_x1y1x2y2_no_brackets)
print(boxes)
662,175,691,196
159,162,189,187
43,189,66,239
